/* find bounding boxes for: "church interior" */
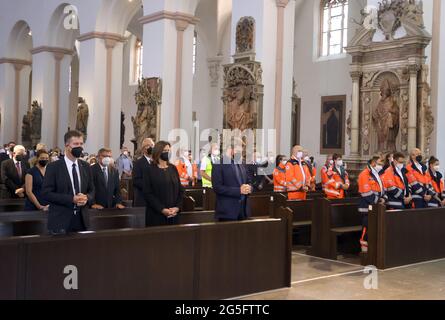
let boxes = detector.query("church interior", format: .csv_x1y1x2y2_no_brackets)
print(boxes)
1,0,445,302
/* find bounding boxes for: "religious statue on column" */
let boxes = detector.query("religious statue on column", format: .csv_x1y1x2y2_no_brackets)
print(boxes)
30,100,42,146
226,86,256,131
76,97,89,140
372,79,400,152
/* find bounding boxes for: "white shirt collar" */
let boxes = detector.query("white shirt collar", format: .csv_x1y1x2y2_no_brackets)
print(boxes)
64,156,78,168
144,155,151,163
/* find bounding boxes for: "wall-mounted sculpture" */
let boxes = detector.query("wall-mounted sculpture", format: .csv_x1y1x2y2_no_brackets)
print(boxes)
345,0,433,168
132,77,161,154
76,97,89,141
21,100,42,149
222,17,263,132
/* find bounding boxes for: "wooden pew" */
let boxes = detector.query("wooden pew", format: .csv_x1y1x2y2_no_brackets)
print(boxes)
248,193,274,217
184,187,205,209
0,199,26,213
202,188,216,211
181,195,196,212
366,205,445,269
310,198,361,259
0,211,292,300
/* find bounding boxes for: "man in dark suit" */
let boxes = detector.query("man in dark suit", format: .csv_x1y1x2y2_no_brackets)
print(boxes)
91,148,125,210
212,142,253,221
42,131,95,234
133,138,155,207
1,145,30,198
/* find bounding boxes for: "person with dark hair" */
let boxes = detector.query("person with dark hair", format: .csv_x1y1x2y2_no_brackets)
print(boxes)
286,145,311,201
357,155,386,253
381,153,394,174
426,156,445,208
405,148,431,208
143,141,184,226
91,148,124,210
324,153,350,199
42,130,95,234
24,149,50,211
1,145,30,198
381,152,412,210
133,138,155,207
273,155,287,193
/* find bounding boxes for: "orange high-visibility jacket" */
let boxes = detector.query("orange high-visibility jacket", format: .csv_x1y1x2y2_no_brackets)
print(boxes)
425,170,445,206
358,166,384,214
273,163,287,193
192,163,198,186
325,167,350,199
321,165,333,190
176,160,190,187
307,163,317,191
405,161,430,200
285,158,311,201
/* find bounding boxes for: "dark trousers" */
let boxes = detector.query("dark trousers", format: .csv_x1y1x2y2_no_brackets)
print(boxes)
361,214,368,242
413,198,427,208
68,210,86,232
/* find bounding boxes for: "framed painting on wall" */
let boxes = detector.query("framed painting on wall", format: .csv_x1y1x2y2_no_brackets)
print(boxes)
320,95,346,155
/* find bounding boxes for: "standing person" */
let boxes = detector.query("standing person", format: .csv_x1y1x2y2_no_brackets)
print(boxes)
381,152,412,210
91,148,125,210
175,149,192,187
24,149,50,211
357,156,386,253
42,131,95,234
133,138,155,207
285,145,311,201
406,148,431,208
1,145,30,198
324,154,350,199
116,146,133,179
321,155,334,195
426,157,445,208
200,143,220,189
143,141,184,227
273,155,287,193
212,142,252,221
303,151,317,192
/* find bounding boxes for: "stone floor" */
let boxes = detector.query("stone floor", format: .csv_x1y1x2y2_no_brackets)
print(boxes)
239,250,445,300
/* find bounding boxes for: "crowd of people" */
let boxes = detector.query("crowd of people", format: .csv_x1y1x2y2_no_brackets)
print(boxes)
1,133,444,246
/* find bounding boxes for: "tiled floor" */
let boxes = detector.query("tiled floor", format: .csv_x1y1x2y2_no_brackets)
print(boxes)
240,252,445,300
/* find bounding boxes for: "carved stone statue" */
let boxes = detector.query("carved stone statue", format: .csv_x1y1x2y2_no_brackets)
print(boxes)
372,79,400,152
132,77,161,153
226,86,256,131
21,112,32,148
76,97,89,140
236,17,255,54
30,100,42,146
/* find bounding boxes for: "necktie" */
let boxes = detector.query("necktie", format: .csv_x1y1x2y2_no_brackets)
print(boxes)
103,167,108,185
72,163,80,195
16,162,22,178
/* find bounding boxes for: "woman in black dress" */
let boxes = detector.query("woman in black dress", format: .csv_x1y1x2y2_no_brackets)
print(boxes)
143,141,184,227
24,149,50,211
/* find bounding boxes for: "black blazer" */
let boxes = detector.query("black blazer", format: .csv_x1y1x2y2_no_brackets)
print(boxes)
132,156,151,207
143,164,184,227
91,163,122,208
0,159,30,197
42,159,95,232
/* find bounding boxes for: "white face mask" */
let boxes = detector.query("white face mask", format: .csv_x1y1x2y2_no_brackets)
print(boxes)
212,150,220,157
374,165,383,173
434,165,440,172
396,163,404,170
336,160,343,167
304,156,310,162
102,157,112,167
329,160,334,166
296,152,303,159
281,160,288,166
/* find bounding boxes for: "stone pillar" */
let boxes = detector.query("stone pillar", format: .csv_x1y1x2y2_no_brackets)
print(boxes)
350,71,362,156
53,52,64,148
13,63,24,142
139,11,198,141
408,64,419,151
77,33,124,155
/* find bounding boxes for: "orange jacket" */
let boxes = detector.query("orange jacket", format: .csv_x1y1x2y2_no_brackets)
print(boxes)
192,163,198,186
325,167,350,199
273,164,287,193
358,166,384,213
176,160,190,187
425,170,444,206
406,161,429,199
381,165,410,209
285,158,311,201
306,162,317,191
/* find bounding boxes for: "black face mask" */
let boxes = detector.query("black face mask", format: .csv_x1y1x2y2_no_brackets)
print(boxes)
15,155,24,162
416,155,423,163
147,147,153,156
38,160,49,167
160,152,170,162
71,147,84,159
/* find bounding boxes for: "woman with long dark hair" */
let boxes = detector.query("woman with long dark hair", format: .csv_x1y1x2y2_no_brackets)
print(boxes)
143,141,184,226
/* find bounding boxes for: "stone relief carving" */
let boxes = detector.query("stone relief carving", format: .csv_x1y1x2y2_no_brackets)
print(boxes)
21,100,42,148
346,109,352,142
132,77,161,153
208,58,222,88
236,17,255,54
362,92,372,155
76,97,89,140
21,113,32,149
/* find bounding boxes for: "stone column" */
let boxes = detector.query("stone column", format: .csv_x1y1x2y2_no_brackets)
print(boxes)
174,18,189,130
53,52,64,148
104,38,117,148
408,64,419,151
13,63,24,142
350,71,362,156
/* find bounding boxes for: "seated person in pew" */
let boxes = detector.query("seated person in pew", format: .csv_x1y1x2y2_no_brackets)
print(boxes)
303,151,317,192
212,141,252,222
42,131,95,234
321,155,334,195
91,148,125,210
285,145,311,201
324,153,350,199
358,155,386,253
381,152,412,210
24,149,50,211
406,148,432,208
132,138,155,207
426,156,445,208
273,155,288,193
1,145,30,199
143,141,184,227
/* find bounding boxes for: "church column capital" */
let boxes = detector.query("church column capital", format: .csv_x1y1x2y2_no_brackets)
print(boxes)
350,71,362,81
276,0,290,8
408,64,421,75
139,11,199,26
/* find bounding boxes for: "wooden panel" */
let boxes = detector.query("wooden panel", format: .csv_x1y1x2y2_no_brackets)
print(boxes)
0,239,22,300
248,194,273,217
